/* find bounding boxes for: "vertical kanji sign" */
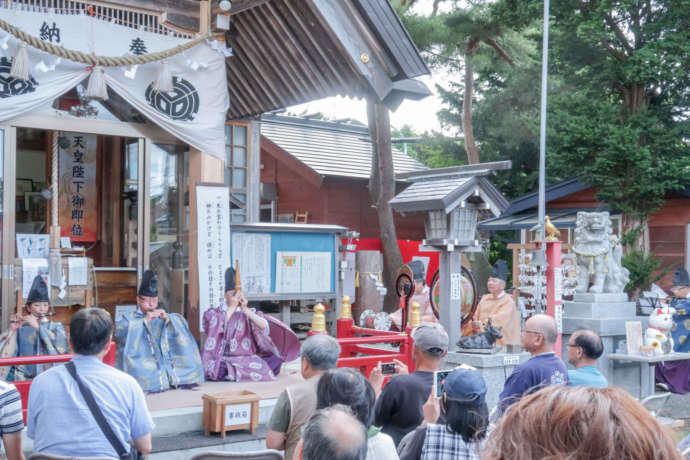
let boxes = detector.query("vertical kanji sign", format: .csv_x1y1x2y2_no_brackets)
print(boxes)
59,132,97,241
196,184,231,329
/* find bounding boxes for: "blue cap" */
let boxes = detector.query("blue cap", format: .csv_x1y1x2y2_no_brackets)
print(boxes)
443,368,487,404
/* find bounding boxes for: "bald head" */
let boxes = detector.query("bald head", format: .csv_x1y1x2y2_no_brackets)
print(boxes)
527,314,558,345
301,405,367,460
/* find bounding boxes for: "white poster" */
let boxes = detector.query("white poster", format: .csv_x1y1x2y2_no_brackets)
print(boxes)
22,258,49,299
196,185,231,329
16,234,49,258
276,251,331,293
0,8,229,159
231,233,271,294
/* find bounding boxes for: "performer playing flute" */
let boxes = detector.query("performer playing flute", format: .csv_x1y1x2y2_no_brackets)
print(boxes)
0,275,67,381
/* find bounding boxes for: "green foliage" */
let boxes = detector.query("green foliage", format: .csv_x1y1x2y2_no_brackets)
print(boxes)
622,250,671,294
398,0,690,217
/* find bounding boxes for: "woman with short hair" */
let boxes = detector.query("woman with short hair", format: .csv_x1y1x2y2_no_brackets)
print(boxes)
483,385,682,460
398,367,488,460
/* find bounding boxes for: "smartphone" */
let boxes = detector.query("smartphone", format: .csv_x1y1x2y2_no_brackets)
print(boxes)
433,365,477,398
433,369,453,398
381,362,396,375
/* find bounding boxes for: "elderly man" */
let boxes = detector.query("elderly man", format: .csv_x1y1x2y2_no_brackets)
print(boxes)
498,314,567,413
656,268,690,393
295,405,368,460
371,322,448,446
469,260,520,347
28,308,153,458
566,329,608,388
266,334,341,460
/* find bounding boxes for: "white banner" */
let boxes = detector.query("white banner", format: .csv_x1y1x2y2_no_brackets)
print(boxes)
196,184,231,329
0,8,229,159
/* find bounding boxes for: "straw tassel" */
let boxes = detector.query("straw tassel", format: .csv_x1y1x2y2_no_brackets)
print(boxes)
10,43,29,80
153,60,174,93
86,66,108,101
355,271,360,288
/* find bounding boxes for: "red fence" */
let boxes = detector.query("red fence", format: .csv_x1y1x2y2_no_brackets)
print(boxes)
0,342,116,423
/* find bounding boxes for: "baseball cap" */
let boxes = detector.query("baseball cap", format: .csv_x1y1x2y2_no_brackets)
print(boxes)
444,368,487,404
411,322,449,356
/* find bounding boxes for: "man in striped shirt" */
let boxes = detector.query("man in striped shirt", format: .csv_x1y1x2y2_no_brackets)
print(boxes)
0,380,24,460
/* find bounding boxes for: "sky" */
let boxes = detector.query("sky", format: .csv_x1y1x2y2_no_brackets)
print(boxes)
286,1,457,135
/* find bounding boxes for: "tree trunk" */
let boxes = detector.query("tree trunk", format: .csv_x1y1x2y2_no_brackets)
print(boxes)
462,44,480,164
622,214,650,256
367,98,404,313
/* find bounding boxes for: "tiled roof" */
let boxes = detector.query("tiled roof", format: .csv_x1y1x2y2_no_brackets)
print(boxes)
261,114,427,179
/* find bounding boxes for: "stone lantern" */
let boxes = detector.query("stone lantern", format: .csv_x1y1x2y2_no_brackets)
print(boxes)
390,161,511,346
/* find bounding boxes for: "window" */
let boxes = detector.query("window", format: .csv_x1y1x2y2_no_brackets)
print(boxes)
224,123,249,222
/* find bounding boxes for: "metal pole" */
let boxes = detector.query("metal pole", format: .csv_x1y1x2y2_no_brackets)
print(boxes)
537,0,550,241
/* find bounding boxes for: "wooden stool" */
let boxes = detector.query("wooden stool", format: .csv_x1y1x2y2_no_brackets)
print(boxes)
202,390,260,438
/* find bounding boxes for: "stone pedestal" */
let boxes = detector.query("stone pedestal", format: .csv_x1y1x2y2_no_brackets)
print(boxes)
443,351,531,410
561,293,648,396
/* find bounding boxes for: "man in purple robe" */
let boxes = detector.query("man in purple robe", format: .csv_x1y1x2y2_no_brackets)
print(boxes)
201,267,300,382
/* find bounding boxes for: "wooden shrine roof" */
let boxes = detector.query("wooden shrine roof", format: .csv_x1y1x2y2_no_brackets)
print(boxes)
260,114,426,179
106,0,431,119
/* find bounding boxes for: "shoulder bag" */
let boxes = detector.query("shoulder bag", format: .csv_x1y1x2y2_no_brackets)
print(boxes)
65,361,142,460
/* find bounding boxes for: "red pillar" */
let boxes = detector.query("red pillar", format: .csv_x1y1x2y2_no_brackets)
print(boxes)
544,241,563,357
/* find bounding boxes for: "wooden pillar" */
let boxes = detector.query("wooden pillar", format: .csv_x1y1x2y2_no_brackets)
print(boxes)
188,148,224,336
354,250,383,321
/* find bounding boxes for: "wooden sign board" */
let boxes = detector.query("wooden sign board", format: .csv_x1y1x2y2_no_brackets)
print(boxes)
202,390,259,438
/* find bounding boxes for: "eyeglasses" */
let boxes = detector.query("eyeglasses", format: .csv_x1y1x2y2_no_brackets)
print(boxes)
566,343,580,348
522,330,543,336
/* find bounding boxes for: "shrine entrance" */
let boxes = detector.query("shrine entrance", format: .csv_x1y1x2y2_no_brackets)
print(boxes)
0,91,190,329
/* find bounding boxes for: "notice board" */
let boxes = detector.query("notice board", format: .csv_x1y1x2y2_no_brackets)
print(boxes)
230,225,339,296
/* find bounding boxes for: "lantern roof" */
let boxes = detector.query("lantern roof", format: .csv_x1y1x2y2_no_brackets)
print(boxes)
390,161,510,217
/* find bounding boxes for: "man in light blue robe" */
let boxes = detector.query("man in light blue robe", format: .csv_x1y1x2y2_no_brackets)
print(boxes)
0,275,68,381
115,270,203,392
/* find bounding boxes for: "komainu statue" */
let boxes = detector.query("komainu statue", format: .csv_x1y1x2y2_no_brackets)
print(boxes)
573,211,630,294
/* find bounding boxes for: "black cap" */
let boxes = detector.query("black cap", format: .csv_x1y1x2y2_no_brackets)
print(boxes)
138,270,158,297
673,268,690,287
225,267,236,293
409,260,426,282
27,275,49,303
490,260,508,282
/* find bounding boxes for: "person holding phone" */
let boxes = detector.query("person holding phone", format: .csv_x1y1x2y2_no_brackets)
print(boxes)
370,323,449,446
398,368,489,460
0,275,68,381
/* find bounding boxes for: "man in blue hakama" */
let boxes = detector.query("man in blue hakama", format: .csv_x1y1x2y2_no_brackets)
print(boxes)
115,270,203,392
0,275,68,381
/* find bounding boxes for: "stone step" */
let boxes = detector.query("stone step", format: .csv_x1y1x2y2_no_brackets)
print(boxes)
563,301,636,318
150,426,269,460
17,398,279,456
573,293,629,303
152,397,278,437
562,316,648,336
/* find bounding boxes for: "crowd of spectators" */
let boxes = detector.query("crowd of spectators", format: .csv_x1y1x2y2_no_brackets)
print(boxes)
0,312,685,460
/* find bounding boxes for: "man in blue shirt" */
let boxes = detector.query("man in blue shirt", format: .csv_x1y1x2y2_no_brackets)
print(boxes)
566,329,608,388
28,308,154,458
498,314,567,413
